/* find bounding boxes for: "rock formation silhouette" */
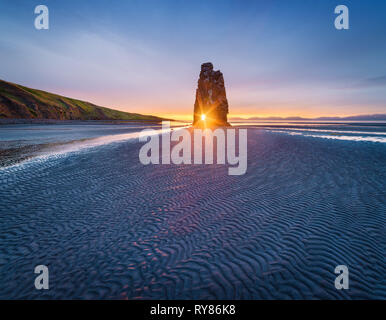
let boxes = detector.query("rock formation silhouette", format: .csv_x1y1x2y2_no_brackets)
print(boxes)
193,63,230,127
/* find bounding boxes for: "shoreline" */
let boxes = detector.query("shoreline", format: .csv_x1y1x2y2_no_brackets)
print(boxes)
0,118,180,126
1,121,386,168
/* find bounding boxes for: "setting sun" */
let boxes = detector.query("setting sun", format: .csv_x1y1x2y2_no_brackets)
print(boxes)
201,114,206,121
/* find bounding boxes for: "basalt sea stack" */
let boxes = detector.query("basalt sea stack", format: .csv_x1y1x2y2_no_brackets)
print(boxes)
193,63,230,127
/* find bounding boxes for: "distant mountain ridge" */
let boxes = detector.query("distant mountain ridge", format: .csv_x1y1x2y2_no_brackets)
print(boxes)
230,114,386,121
0,80,166,121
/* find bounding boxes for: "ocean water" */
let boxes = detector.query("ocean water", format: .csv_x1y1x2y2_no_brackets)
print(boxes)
231,120,386,143
0,121,186,167
0,121,385,299
0,122,171,148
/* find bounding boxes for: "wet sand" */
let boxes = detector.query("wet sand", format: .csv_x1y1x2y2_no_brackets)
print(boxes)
0,129,385,299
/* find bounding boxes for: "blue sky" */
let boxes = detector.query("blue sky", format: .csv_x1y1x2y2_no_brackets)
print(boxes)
0,0,385,119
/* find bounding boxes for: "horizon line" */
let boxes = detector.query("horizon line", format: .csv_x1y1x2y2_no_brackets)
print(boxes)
155,113,386,122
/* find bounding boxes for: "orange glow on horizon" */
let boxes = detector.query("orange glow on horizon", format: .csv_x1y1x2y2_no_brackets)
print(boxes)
153,111,368,121
59,91,376,122
46,86,382,123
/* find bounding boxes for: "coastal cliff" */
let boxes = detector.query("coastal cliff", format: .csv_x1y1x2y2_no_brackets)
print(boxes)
193,63,230,127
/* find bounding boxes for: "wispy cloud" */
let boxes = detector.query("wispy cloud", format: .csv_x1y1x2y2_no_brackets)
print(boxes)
338,75,386,90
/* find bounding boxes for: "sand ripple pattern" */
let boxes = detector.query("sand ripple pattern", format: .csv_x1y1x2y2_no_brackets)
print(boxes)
0,130,385,299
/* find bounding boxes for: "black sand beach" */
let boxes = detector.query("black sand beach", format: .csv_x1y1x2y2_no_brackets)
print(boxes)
0,128,385,299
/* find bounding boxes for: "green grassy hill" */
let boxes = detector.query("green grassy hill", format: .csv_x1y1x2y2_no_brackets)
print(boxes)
0,80,166,121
